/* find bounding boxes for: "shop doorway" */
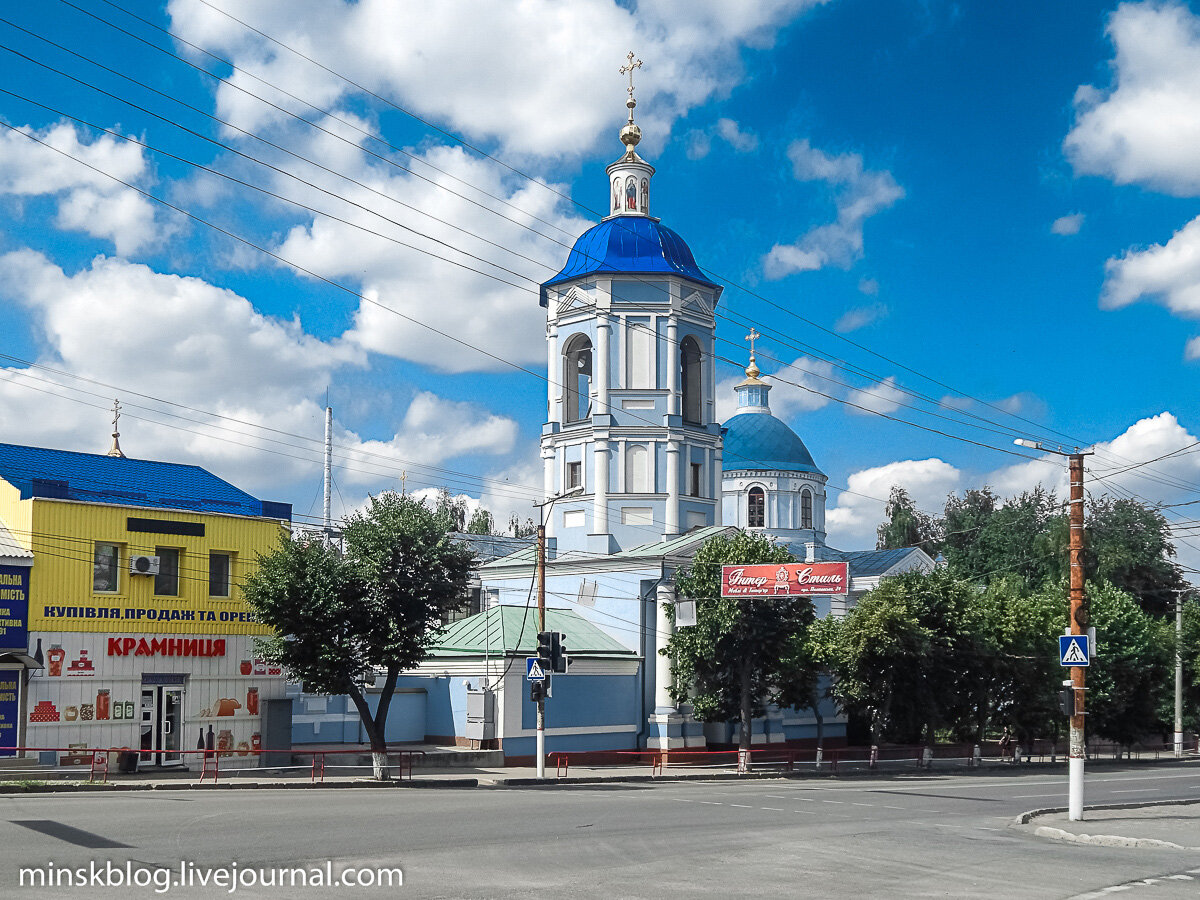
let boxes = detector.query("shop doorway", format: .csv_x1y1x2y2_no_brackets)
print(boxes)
140,685,184,767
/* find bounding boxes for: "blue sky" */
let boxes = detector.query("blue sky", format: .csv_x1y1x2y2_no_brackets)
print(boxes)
1,0,1198,573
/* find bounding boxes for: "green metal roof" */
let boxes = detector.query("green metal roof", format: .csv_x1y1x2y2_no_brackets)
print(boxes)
429,605,635,657
615,525,733,559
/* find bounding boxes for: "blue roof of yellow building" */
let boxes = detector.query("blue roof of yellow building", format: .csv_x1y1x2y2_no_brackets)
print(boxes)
0,442,291,520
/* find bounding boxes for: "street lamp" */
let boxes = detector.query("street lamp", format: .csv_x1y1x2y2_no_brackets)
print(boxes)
531,485,584,779
1014,438,1093,821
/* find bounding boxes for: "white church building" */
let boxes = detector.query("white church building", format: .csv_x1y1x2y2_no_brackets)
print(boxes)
304,67,935,760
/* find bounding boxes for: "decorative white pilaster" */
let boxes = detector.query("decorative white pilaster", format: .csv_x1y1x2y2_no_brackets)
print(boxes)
665,440,680,537
542,444,556,537
546,324,558,418
666,319,679,416
593,440,610,536
654,582,676,712
596,317,611,415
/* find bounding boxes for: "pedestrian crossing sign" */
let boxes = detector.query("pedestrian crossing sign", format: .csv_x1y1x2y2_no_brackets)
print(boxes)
526,657,546,681
1059,634,1090,667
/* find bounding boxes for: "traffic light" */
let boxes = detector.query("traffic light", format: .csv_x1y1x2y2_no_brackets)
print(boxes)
552,632,567,674
536,631,554,670
529,680,547,703
1058,686,1075,716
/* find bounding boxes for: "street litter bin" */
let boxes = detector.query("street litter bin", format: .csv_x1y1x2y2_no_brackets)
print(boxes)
117,750,139,773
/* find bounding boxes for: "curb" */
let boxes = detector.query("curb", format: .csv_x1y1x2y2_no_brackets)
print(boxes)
1014,797,1200,851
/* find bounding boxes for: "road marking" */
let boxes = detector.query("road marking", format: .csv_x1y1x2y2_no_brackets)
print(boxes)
670,798,693,802
883,806,906,810
1111,788,1159,793
976,827,1001,831
699,801,722,805
821,800,844,804
1011,793,1062,799
761,807,784,811
729,804,752,809
852,803,874,807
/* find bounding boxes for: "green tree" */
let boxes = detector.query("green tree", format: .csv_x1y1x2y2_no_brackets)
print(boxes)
1086,497,1186,616
1086,581,1173,747
244,492,474,779
943,487,1064,587
431,488,467,533
821,569,991,745
466,507,494,535
876,485,942,554
987,578,1063,745
666,531,816,769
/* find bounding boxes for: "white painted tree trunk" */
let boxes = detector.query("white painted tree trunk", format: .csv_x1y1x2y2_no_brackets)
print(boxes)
372,751,390,781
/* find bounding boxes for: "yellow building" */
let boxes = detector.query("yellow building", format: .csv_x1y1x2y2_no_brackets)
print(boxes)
0,441,291,770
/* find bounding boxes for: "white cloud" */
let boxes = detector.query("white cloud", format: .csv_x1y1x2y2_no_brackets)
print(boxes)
857,277,879,296
0,249,517,497
168,0,826,159
763,139,903,277
715,118,760,152
270,143,592,372
1102,215,1200,320
846,376,907,416
1051,213,1085,235
1065,2,1200,196
825,458,960,548
686,129,712,160
0,122,162,254
835,302,888,332
685,118,760,160
1187,336,1200,360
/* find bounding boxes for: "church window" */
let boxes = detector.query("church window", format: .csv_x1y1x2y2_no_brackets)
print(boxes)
625,445,649,493
563,335,592,423
690,462,702,497
680,336,702,424
748,487,765,528
801,488,813,529
567,461,581,490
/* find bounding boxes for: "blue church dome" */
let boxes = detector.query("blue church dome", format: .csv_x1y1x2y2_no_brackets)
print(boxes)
540,217,719,306
722,412,824,476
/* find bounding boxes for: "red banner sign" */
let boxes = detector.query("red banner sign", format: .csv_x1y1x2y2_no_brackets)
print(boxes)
720,562,849,597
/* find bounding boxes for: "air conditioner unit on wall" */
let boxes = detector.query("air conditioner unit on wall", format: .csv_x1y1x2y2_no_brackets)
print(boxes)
129,555,160,576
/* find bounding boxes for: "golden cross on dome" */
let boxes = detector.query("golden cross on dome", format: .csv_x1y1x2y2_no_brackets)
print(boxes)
619,51,642,104
111,398,121,432
745,328,760,357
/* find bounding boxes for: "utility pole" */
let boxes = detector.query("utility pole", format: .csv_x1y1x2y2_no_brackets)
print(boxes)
1176,589,1185,758
1016,439,1092,821
536,521,547,780
1066,451,1087,821
530,485,583,780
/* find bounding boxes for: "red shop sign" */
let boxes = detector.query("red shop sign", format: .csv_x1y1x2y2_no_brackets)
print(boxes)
720,562,849,597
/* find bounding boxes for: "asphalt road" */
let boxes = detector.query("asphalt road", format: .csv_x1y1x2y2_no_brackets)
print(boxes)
1,764,1198,899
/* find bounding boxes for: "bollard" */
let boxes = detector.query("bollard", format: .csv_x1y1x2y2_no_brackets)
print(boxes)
922,746,933,770
869,745,878,769
1013,744,1022,766
972,744,981,768
815,747,823,771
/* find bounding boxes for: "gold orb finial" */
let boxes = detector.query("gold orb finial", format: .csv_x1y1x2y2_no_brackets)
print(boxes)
618,51,643,149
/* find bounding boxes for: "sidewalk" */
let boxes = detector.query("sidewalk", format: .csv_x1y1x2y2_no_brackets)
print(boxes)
1022,801,1200,851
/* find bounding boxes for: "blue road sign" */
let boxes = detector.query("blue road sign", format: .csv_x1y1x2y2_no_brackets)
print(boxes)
1059,634,1090,667
526,657,546,681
